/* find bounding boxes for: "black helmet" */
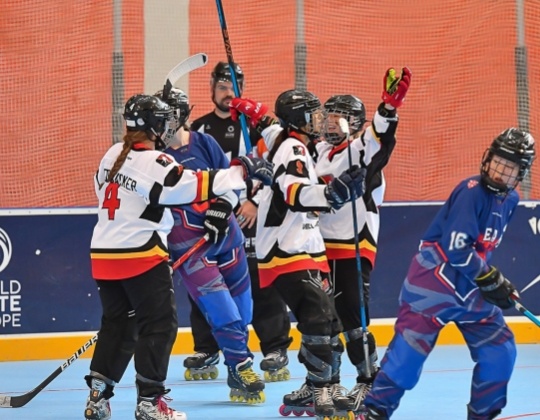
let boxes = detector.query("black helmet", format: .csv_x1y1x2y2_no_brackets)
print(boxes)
211,61,244,90
123,94,173,149
480,127,536,195
274,89,322,140
323,94,366,145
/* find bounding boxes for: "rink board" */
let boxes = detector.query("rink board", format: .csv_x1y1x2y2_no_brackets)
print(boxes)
0,202,539,360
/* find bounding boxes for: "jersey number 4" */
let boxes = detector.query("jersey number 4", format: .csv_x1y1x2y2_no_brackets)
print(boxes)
102,183,121,220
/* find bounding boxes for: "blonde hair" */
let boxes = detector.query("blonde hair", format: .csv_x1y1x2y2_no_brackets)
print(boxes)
107,131,148,183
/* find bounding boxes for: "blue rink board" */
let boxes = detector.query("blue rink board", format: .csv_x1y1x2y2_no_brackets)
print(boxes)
0,345,538,420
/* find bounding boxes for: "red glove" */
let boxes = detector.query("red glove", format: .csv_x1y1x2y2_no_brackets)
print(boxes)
229,98,268,128
381,67,411,108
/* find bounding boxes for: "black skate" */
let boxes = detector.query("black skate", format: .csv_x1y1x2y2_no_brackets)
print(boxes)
260,348,290,382
279,381,314,417
359,405,389,420
227,357,266,404
183,352,219,381
84,378,111,420
330,383,356,420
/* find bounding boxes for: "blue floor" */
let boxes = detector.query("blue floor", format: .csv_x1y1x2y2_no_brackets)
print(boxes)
0,345,538,419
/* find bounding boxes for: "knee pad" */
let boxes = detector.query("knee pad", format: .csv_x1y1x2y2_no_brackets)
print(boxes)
198,290,242,329
299,334,332,383
344,328,377,368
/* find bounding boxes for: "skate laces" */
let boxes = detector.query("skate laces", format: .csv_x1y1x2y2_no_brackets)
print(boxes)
293,382,312,397
313,386,332,405
156,395,174,416
238,366,260,384
349,382,370,409
330,383,348,399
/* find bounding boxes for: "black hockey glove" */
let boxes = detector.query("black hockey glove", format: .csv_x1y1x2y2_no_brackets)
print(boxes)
324,165,366,210
203,199,233,244
475,266,516,309
231,156,274,186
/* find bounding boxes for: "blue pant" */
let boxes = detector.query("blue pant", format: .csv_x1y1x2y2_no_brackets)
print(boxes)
177,244,253,367
364,248,516,419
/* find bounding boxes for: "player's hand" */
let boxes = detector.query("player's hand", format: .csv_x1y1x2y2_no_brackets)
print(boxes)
230,98,268,128
203,199,233,244
475,266,516,309
231,156,274,186
324,165,366,210
236,200,257,229
381,67,411,109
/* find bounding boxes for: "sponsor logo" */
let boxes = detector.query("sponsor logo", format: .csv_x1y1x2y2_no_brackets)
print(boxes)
529,217,540,235
0,228,12,273
156,153,173,167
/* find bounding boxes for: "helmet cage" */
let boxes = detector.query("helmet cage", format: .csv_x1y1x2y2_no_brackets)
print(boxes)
480,128,536,195
322,95,366,145
155,88,191,147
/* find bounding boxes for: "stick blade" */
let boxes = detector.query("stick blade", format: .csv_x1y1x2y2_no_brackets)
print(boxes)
164,53,208,87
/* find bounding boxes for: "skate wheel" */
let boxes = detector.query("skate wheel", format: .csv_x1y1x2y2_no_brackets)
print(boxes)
209,370,218,379
279,404,292,416
184,370,193,381
201,372,210,380
307,410,316,417
292,408,306,416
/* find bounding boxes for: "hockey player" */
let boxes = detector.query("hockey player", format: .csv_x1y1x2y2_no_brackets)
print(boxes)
229,89,366,420
187,61,292,382
316,67,411,414
85,93,272,420
362,128,536,419
156,88,265,403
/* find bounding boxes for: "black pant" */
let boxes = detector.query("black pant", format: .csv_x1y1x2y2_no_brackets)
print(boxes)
90,262,178,389
189,224,292,356
273,269,342,385
331,257,376,367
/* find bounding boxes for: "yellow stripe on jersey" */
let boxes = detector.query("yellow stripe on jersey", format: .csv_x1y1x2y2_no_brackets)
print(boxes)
90,245,168,260
287,183,301,206
325,239,376,252
258,253,327,270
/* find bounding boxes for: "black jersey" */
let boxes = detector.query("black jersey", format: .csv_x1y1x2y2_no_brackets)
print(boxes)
191,111,260,160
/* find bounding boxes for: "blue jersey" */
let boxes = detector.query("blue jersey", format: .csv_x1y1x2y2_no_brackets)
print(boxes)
420,175,519,280
165,131,243,259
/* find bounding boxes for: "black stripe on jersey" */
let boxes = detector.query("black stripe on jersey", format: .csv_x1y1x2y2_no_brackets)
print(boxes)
263,183,288,227
257,242,327,265
140,201,165,223
90,231,167,254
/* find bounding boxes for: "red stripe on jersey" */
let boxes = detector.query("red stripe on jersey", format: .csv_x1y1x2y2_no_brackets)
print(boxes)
91,254,168,280
259,255,330,288
325,246,376,267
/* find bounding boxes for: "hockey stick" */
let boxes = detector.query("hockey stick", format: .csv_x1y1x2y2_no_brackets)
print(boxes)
171,234,210,271
214,0,252,155
162,53,208,101
511,294,540,327
339,118,372,378
0,334,98,408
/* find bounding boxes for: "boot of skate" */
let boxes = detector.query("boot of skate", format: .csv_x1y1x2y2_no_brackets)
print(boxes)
279,381,314,417
259,348,290,382
135,391,187,420
84,377,112,420
226,357,265,404
182,352,219,381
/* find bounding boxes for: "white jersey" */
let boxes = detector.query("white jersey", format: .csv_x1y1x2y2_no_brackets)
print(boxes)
315,107,398,267
90,142,247,280
256,125,330,287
